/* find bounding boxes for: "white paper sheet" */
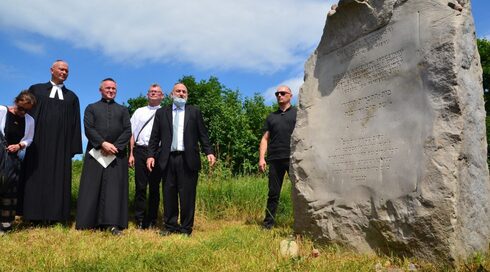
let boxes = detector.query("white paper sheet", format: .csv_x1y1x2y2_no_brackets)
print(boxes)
89,148,116,168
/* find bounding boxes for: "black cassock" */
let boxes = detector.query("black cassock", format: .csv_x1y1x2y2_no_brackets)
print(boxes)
23,82,82,221
75,99,131,230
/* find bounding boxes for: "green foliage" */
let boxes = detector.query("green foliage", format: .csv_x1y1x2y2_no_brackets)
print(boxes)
479,39,490,166
124,94,148,116
487,117,490,165
478,38,490,92
196,173,293,227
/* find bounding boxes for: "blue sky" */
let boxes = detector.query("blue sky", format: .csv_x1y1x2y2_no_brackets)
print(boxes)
0,0,489,110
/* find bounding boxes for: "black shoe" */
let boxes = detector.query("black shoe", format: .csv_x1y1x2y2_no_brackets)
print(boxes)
261,223,273,230
147,221,157,229
109,226,122,236
1,224,12,232
136,221,144,230
159,229,176,237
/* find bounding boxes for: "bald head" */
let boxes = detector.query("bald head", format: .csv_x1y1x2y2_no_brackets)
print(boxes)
50,60,69,84
276,85,291,93
275,85,292,109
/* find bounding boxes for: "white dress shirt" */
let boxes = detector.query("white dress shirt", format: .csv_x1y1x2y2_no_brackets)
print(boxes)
172,104,185,151
130,105,161,146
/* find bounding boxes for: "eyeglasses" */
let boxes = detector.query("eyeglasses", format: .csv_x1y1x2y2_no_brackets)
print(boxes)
17,106,27,112
275,91,290,97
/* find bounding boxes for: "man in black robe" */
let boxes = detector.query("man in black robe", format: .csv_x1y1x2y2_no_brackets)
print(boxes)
23,60,82,222
75,78,131,235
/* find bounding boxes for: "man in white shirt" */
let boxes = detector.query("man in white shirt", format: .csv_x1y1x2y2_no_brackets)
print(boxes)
128,83,164,229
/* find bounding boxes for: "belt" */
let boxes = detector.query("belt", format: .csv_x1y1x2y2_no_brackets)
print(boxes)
135,145,148,149
170,151,184,155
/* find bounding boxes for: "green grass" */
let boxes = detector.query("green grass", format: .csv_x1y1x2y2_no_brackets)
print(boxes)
0,161,488,271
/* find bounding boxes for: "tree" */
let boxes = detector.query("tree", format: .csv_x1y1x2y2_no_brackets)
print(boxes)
180,76,265,174
478,38,490,92
124,94,171,116
477,38,490,160
125,95,148,116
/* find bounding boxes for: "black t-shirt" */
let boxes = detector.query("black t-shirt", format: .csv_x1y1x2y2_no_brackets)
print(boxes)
262,106,297,161
5,111,25,146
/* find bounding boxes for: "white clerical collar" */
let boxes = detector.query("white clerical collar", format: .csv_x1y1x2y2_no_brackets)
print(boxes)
147,105,161,110
50,80,64,88
49,81,64,100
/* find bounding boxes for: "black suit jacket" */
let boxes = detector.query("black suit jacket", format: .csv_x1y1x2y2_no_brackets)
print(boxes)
148,104,213,172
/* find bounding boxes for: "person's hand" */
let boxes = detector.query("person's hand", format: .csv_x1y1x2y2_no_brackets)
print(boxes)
101,141,118,155
207,154,216,167
6,144,21,153
259,158,267,172
147,157,155,172
128,154,135,168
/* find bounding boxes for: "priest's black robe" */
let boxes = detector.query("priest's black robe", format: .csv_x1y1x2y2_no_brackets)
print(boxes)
23,82,82,221
75,99,131,230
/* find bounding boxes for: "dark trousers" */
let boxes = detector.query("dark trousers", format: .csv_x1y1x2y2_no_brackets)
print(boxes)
134,146,161,225
163,152,198,235
263,158,290,227
1,153,20,223
16,160,25,216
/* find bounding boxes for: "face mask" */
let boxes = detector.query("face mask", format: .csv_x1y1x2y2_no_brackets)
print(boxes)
173,97,187,108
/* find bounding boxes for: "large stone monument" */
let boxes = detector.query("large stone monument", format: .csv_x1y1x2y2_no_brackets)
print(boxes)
291,0,490,264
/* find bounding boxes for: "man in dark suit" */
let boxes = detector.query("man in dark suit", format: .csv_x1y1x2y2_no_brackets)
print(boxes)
147,82,215,236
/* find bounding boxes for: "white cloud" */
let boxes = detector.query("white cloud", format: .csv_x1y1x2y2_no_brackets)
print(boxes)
264,75,304,104
0,0,333,73
13,40,45,55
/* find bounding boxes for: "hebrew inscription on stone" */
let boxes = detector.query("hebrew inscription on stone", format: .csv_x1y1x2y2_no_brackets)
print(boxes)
305,14,430,201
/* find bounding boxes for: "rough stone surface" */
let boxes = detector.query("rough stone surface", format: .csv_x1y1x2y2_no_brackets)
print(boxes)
291,0,490,265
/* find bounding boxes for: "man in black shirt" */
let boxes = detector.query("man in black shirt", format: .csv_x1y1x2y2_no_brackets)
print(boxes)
259,85,297,229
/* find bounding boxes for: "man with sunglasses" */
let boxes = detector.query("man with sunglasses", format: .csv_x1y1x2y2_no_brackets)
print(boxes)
259,85,297,229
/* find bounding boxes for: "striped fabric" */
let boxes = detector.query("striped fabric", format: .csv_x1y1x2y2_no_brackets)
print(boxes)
0,183,17,223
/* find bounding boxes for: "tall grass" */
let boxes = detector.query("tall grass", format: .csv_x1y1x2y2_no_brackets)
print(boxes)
0,161,487,271
72,160,290,223
196,174,292,226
